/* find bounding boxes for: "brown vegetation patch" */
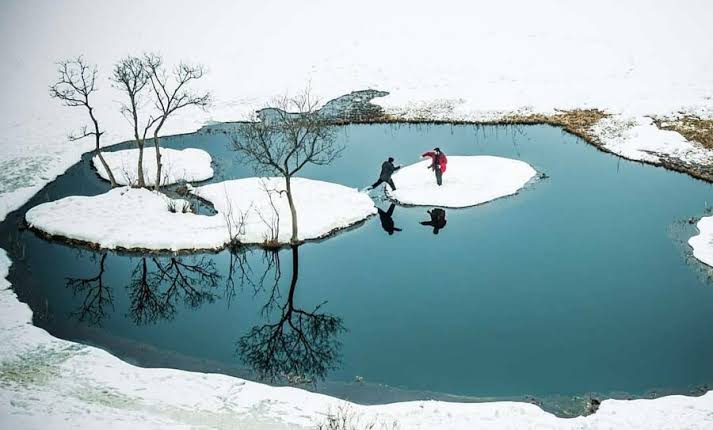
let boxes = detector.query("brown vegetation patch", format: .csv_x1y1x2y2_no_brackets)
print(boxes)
655,116,713,150
501,109,609,146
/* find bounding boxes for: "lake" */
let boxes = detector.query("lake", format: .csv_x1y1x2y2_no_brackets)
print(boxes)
3,122,713,415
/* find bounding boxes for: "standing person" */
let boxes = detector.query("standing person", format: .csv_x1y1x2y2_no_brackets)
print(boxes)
421,147,448,186
368,157,401,191
420,208,447,234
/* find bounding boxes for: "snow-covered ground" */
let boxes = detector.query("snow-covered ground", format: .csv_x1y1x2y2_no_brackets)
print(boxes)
689,216,713,268
4,0,713,428
93,147,214,186
194,177,376,244
590,116,713,165
25,178,375,251
386,156,537,207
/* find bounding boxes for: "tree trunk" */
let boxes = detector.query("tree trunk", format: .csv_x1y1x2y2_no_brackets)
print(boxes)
95,150,117,188
153,133,162,191
136,141,145,187
284,176,299,244
89,107,117,187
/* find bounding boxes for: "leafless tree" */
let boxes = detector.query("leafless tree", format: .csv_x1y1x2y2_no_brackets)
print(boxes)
50,57,118,187
231,87,343,244
222,184,252,247
257,179,281,246
144,53,211,190
111,55,156,188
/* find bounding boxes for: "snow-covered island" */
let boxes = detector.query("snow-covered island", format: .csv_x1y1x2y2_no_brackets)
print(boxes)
25,178,376,251
93,147,214,187
386,156,537,207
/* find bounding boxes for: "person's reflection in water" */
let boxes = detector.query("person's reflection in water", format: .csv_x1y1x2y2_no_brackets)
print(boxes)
377,203,402,235
420,208,447,234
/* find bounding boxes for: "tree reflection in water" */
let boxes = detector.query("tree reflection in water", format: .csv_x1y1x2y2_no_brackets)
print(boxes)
65,253,114,326
225,246,281,307
64,244,345,383
237,245,345,384
127,256,221,325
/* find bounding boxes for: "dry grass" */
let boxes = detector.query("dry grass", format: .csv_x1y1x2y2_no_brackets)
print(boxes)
334,108,609,147
502,109,609,145
655,116,713,150
316,405,398,430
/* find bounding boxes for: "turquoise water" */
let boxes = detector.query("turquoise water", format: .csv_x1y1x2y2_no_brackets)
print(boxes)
3,123,713,408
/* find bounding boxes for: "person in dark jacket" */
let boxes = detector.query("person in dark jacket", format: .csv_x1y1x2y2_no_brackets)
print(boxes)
377,203,402,235
420,208,447,234
368,157,401,191
421,147,448,186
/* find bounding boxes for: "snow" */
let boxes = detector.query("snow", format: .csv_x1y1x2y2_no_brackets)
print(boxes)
194,177,377,244
689,216,713,267
24,178,376,251
93,147,214,186
25,187,224,251
386,156,537,208
3,0,713,427
591,116,713,164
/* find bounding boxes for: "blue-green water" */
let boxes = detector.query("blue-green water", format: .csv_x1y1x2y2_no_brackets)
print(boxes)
3,123,713,408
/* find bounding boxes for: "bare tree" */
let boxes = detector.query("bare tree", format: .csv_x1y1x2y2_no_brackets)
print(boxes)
231,87,343,244
144,53,211,190
111,55,156,188
257,179,281,247
50,56,118,187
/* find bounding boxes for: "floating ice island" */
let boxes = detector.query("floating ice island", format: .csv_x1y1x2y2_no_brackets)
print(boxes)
386,155,537,207
25,177,376,251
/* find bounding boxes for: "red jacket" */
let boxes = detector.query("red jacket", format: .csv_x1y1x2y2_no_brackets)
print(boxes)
422,151,447,173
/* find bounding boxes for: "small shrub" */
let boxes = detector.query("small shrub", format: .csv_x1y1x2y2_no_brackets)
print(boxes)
316,406,398,430
180,201,194,213
166,199,193,214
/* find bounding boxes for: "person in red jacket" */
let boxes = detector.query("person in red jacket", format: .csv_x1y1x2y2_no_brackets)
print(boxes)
421,147,447,186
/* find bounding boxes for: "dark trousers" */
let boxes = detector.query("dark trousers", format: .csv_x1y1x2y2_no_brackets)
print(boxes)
372,178,396,190
435,168,443,186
